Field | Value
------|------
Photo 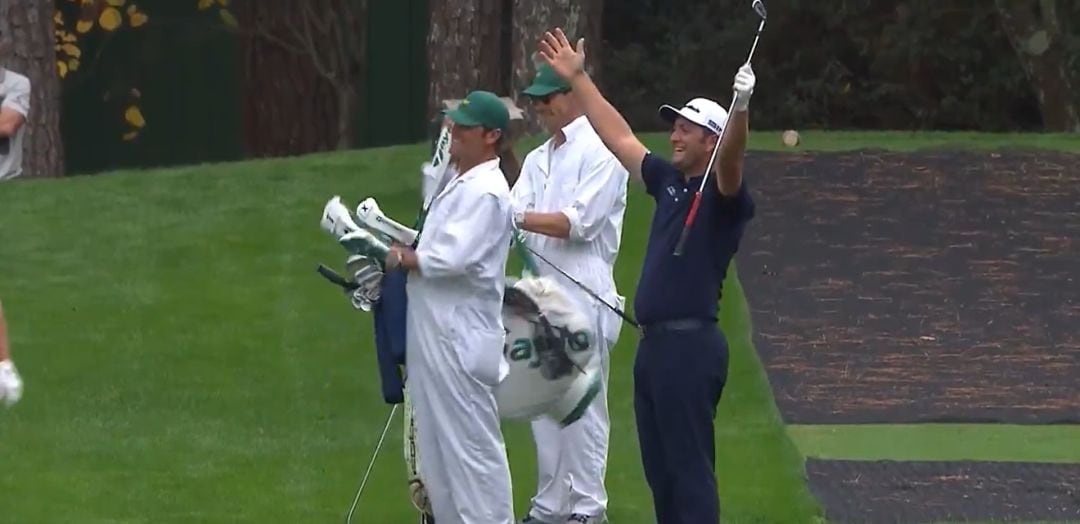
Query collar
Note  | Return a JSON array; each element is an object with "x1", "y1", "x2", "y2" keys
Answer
[
  {"x1": 560, "y1": 115, "x2": 590, "y2": 143},
  {"x1": 545, "y1": 115, "x2": 589, "y2": 152},
  {"x1": 455, "y1": 157, "x2": 500, "y2": 182}
]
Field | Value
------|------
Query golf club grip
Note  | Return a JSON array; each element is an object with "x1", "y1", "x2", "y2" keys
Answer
[
  {"x1": 673, "y1": 192, "x2": 704, "y2": 256},
  {"x1": 317, "y1": 264, "x2": 358, "y2": 290}
]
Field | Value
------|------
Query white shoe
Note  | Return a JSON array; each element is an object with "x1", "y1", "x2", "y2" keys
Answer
[{"x1": 0, "y1": 360, "x2": 23, "y2": 407}]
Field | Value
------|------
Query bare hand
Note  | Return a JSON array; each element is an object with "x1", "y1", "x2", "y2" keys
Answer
[{"x1": 538, "y1": 28, "x2": 586, "y2": 81}]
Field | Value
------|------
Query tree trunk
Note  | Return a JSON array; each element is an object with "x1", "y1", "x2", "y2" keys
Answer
[
  {"x1": 511, "y1": 0, "x2": 603, "y2": 134},
  {"x1": 336, "y1": 84, "x2": 356, "y2": 151},
  {"x1": 427, "y1": 0, "x2": 508, "y2": 119},
  {"x1": 0, "y1": 0, "x2": 65, "y2": 178},
  {"x1": 995, "y1": 0, "x2": 1080, "y2": 132},
  {"x1": 237, "y1": 1, "x2": 340, "y2": 157}
]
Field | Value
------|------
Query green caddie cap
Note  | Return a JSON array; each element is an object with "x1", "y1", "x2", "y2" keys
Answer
[
  {"x1": 446, "y1": 90, "x2": 510, "y2": 132},
  {"x1": 522, "y1": 63, "x2": 571, "y2": 98}
]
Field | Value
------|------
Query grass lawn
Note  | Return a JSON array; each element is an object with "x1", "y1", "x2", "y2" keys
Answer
[
  {"x1": 789, "y1": 424, "x2": 1080, "y2": 464},
  {"x1": 0, "y1": 139, "x2": 818, "y2": 522}
]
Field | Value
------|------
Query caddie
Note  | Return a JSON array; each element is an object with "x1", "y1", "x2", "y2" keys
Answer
[
  {"x1": 511, "y1": 62, "x2": 628, "y2": 524},
  {"x1": 385, "y1": 90, "x2": 517, "y2": 524},
  {"x1": 538, "y1": 29, "x2": 757, "y2": 523}
]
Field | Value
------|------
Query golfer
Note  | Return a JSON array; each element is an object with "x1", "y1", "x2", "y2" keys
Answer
[
  {"x1": 0, "y1": 299, "x2": 23, "y2": 407},
  {"x1": 512, "y1": 63, "x2": 628, "y2": 524},
  {"x1": 386, "y1": 90, "x2": 517, "y2": 524},
  {"x1": 538, "y1": 29, "x2": 757, "y2": 523}
]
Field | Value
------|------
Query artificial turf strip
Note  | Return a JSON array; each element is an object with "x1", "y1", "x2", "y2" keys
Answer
[
  {"x1": 737, "y1": 149, "x2": 1080, "y2": 424},
  {"x1": 789, "y1": 424, "x2": 1080, "y2": 464},
  {"x1": 805, "y1": 458, "x2": 1080, "y2": 523},
  {"x1": 0, "y1": 144, "x2": 821, "y2": 522}
]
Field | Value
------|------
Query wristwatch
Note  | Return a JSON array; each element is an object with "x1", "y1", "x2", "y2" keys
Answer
[
  {"x1": 386, "y1": 249, "x2": 403, "y2": 269},
  {"x1": 513, "y1": 210, "x2": 526, "y2": 228}
]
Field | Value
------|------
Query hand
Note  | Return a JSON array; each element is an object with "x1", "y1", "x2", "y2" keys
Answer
[
  {"x1": 385, "y1": 245, "x2": 405, "y2": 270},
  {"x1": 387, "y1": 244, "x2": 419, "y2": 272},
  {"x1": 538, "y1": 28, "x2": 586, "y2": 81},
  {"x1": 732, "y1": 63, "x2": 755, "y2": 112},
  {"x1": 0, "y1": 359, "x2": 23, "y2": 408}
]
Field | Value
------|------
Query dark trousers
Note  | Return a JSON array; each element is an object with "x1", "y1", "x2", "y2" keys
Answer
[{"x1": 633, "y1": 323, "x2": 729, "y2": 524}]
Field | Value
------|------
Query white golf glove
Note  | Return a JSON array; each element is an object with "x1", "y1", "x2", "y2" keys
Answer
[
  {"x1": 346, "y1": 254, "x2": 384, "y2": 311},
  {"x1": 0, "y1": 359, "x2": 23, "y2": 408},
  {"x1": 732, "y1": 63, "x2": 755, "y2": 112}
]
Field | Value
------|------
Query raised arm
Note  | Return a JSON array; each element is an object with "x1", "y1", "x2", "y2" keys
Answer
[
  {"x1": 714, "y1": 64, "x2": 755, "y2": 196},
  {"x1": 538, "y1": 29, "x2": 647, "y2": 184}
]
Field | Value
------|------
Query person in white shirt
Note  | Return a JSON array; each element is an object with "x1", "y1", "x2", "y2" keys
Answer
[
  {"x1": 512, "y1": 63, "x2": 629, "y2": 524},
  {"x1": 386, "y1": 90, "x2": 517, "y2": 524},
  {"x1": 0, "y1": 35, "x2": 31, "y2": 181},
  {"x1": 0, "y1": 299, "x2": 24, "y2": 407}
]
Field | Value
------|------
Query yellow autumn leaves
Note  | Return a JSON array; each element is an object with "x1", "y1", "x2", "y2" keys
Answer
[
  {"x1": 53, "y1": 0, "x2": 238, "y2": 142},
  {"x1": 55, "y1": 0, "x2": 150, "y2": 80},
  {"x1": 198, "y1": 0, "x2": 237, "y2": 28},
  {"x1": 122, "y1": 104, "x2": 145, "y2": 141},
  {"x1": 54, "y1": 1, "x2": 153, "y2": 140}
]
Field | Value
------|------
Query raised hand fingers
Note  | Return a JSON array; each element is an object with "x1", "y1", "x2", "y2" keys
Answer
[
  {"x1": 538, "y1": 39, "x2": 556, "y2": 63},
  {"x1": 542, "y1": 31, "x2": 562, "y2": 52},
  {"x1": 555, "y1": 27, "x2": 571, "y2": 49}
]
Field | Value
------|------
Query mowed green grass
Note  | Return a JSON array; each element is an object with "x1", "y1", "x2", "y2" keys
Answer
[
  {"x1": 0, "y1": 140, "x2": 819, "y2": 522},
  {"x1": 789, "y1": 425, "x2": 1080, "y2": 464}
]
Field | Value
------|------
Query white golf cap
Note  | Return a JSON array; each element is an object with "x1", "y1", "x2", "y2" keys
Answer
[{"x1": 658, "y1": 97, "x2": 728, "y2": 135}]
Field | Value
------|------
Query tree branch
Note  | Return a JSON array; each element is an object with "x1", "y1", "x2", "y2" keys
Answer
[{"x1": 299, "y1": 1, "x2": 335, "y2": 82}]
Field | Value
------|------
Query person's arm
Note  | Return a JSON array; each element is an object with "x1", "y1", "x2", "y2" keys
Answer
[
  {"x1": 0, "y1": 76, "x2": 30, "y2": 138},
  {"x1": 539, "y1": 29, "x2": 648, "y2": 185},
  {"x1": 390, "y1": 190, "x2": 507, "y2": 278},
  {"x1": 521, "y1": 153, "x2": 626, "y2": 240},
  {"x1": 715, "y1": 64, "x2": 755, "y2": 196}
]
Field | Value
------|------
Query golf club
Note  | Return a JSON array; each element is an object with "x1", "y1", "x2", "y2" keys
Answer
[
  {"x1": 673, "y1": 0, "x2": 767, "y2": 256},
  {"x1": 514, "y1": 233, "x2": 640, "y2": 330},
  {"x1": 345, "y1": 404, "x2": 399, "y2": 524},
  {"x1": 318, "y1": 264, "x2": 361, "y2": 291}
]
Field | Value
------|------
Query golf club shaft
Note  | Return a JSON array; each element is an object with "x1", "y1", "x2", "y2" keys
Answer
[
  {"x1": 346, "y1": 404, "x2": 399, "y2": 524},
  {"x1": 516, "y1": 238, "x2": 639, "y2": 329},
  {"x1": 673, "y1": 10, "x2": 766, "y2": 256}
]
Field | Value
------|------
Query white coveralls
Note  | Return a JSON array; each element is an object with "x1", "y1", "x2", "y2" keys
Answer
[
  {"x1": 406, "y1": 157, "x2": 516, "y2": 524},
  {"x1": 511, "y1": 116, "x2": 629, "y2": 521}
]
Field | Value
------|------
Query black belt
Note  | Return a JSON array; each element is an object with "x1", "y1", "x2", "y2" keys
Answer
[{"x1": 639, "y1": 318, "x2": 714, "y2": 338}]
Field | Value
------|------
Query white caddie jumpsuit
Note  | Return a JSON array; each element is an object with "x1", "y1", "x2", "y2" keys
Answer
[
  {"x1": 510, "y1": 115, "x2": 629, "y2": 521},
  {"x1": 406, "y1": 157, "x2": 516, "y2": 524}
]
